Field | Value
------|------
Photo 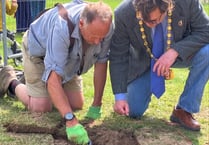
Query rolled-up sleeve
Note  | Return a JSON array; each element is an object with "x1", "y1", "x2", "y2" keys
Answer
[{"x1": 42, "y1": 16, "x2": 71, "y2": 82}]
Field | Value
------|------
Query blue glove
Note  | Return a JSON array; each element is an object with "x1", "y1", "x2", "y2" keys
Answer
[
  {"x1": 85, "y1": 106, "x2": 101, "y2": 120},
  {"x1": 66, "y1": 123, "x2": 90, "y2": 145}
]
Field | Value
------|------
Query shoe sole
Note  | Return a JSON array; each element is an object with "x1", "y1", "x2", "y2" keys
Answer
[
  {"x1": 0, "y1": 66, "x2": 17, "y2": 98},
  {"x1": 170, "y1": 115, "x2": 200, "y2": 131}
]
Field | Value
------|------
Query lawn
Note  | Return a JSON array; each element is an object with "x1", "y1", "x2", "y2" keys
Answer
[{"x1": 0, "y1": 0, "x2": 209, "y2": 145}]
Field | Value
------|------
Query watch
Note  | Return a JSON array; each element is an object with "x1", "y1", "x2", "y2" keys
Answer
[{"x1": 64, "y1": 112, "x2": 75, "y2": 121}]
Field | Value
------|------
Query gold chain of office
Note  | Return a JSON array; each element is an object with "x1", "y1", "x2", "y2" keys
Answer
[{"x1": 137, "y1": 10, "x2": 174, "y2": 79}]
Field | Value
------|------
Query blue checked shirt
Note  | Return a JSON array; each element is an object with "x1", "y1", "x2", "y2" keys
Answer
[{"x1": 27, "y1": 0, "x2": 113, "y2": 83}]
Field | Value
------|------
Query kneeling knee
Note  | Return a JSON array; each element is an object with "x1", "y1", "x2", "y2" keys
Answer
[
  {"x1": 28, "y1": 97, "x2": 52, "y2": 113},
  {"x1": 129, "y1": 111, "x2": 143, "y2": 119}
]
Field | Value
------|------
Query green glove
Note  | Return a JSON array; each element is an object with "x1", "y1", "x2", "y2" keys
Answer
[
  {"x1": 85, "y1": 106, "x2": 101, "y2": 120},
  {"x1": 66, "y1": 123, "x2": 90, "y2": 145}
]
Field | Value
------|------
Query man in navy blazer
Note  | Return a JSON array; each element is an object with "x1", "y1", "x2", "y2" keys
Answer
[{"x1": 109, "y1": 0, "x2": 209, "y2": 131}]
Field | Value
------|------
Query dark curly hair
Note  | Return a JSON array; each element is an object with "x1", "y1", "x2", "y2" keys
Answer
[{"x1": 132, "y1": 0, "x2": 174, "y2": 22}]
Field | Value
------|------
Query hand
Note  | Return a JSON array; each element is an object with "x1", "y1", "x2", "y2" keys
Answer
[
  {"x1": 153, "y1": 48, "x2": 178, "y2": 76},
  {"x1": 113, "y1": 100, "x2": 129, "y2": 116},
  {"x1": 85, "y1": 106, "x2": 101, "y2": 120},
  {"x1": 66, "y1": 123, "x2": 90, "y2": 145}
]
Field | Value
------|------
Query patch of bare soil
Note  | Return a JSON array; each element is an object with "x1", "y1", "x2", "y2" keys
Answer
[
  {"x1": 3, "y1": 119, "x2": 194, "y2": 145},
  {"x1": 3, "y1": 120, "x2": 139, "y2": 145}
]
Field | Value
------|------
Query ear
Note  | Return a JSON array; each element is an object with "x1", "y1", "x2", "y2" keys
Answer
[{"x1": 79, "y1": 18, "x2": 84, "y2": 28}]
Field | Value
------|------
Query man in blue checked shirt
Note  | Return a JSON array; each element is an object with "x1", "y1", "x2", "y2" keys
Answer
[{"x1": 0, "y1": 0, "x2": 113, "y2": 144}]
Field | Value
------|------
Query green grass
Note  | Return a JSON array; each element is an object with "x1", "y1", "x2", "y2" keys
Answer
[{"x1": 0, "y1": 0, "x2": 209, "y2": 145}]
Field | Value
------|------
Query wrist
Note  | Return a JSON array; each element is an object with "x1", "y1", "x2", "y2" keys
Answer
[
  {"x1": 64, "y1": 112, "x2": 78, "y2": 127},
  {"x1": 91, "y1": 103, "x2": 102, "y2": 107},
  {"x1": 90, "y1": 106, "x2": 101, "y2": 110},
  {"x1": 92, "y1": 96, "x2": 102, "y2": 106},
  {"x1": 66, "y1": 118, "x2": 78, "y2": 127}
]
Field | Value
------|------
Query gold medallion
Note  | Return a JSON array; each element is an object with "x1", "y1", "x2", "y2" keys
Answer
[{"x1": 165, "y1": 69, "x2": 174, "y2": 80}]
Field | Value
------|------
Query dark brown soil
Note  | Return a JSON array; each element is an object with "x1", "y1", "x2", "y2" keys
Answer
[{"x1": 3, "y1": 120, "x2": 139, "y2": 145}]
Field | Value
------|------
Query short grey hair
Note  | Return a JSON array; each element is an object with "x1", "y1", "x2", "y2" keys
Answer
[{"x1": 80, "y1": 1, "x2": 112, "y2": 24}]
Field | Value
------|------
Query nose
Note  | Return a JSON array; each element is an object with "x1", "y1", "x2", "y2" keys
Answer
[
  {"x1": 147, "y1": 23, "x2": 156, "y2": 28},
  {"x1": 93, "y1": 38, "x2": 102, "y2": 45},
  {"x1": 147, "y1": 22, "x2": 160, "y2": 28}
]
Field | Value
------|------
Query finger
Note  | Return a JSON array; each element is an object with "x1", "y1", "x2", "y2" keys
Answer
[
  {"x1": 164, "y1": 70, "x2": 169, "y2": 78},
  {"x1": 153, "y1": 60, "x2": 164, "y2": 76},
  {"x1": 153, "y1": 60, "x2": 159, "y2": 72},
  {"x1": 120, "y1": 107, "x2": 127, "y2": 115},
  {"x1": 156, "y1": 64, "x2": 163, "y2": 76},
  {"x1": 124, "y1": 105, "x2": 129, "y2": 116},
  {"x1": 117, "y1": 103, "x2": 128, "y2": 116},
  {"x1": 160, "y1": 65, "x2": 165, "y2": 76},
  {"x1": 114, "y1": 106, "x2": 125, "y2": 115}
]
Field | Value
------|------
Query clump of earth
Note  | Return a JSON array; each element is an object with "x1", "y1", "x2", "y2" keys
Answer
[{"x1": 4, "y1": 120, "x2": 139, "y2": 145}]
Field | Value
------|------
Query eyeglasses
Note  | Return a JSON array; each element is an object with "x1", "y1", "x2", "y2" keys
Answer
[{"x1": 143, "y1": 12, "x2": 165, "y2": 25}]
